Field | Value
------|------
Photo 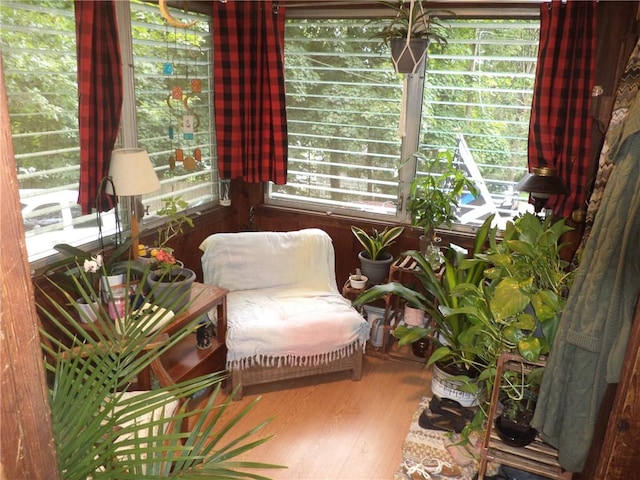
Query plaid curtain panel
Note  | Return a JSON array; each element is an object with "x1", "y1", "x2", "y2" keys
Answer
[
  {"x1": 212, "y1": 1, "x2": 288, "y2": 184},
  {"x1": 528, "y1": 0, "x2": 597, "y2": 219},
  {"x1": 75, "y1": 0, "x2": 123, "y2": 213}
]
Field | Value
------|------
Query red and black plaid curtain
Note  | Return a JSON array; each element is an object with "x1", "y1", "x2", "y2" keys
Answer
[
  {"x1": 75, "y1": 0, "x2": 123, "y2": 213},
  {"x1": 528, "y1": 0, "x2": 597, "y2": 219},
  {"x1": 212, "y1": 1, "x2": 288, "y2": 184}
]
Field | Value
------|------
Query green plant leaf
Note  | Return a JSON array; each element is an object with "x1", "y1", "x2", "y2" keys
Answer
[
  {"x1": 517, "y1": 336, "x2": 542, "y2": 362},
  {"x1": 490, "y1": 278, "x2": 530, "y2": 321},
  {"x1": 426, "y1": 346, "x2": 454, "y2": 366},
  {"x1": 512, "y1": 313, "x2": 536, "y2": 331},
  {"x1": 392, "y1": 325, "x2": 430, "y2": 346}
]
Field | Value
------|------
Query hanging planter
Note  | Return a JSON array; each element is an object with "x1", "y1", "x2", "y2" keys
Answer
[
  {"x1": 390, "y1": 38, "x2": 430, "y2": 74},
  {"x1": 369, "y1": 0, "x2": 449, "y2": 74}
]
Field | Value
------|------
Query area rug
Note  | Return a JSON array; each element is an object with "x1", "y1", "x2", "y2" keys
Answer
[{"x1": 394, "y1": 397, "x2": 498, "y2": 479}]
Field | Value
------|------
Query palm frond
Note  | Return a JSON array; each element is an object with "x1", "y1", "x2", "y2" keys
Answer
[{"x1": 39, "y1": 264, "x2": 283, "y2": 479}]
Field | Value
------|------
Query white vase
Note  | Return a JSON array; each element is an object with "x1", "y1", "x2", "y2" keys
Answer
[
  {"x1": 349, "y1": 274, "x2": 368, "y2": 289},
  {"x1": 431, "y1": 362, "x2": 479, "y2": 408},
  {"x1": 76, "y1": 299, "x2": 100, "y2": 323}
]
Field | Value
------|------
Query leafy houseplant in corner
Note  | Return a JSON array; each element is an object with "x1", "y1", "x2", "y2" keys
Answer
[
  {"x1": 353, "y1": 216, "x2": 496, "y2": 411},
  {"x1": 351, "y1": 224, "x2": 405, "y2": 284},
  {"x1": 39, "y1": 265, "x2": 283, "y2": 479},
  {"x1": 142, "y1": 196, "x2": 196, "y2": 312},
  {"x1": 370, "y1": 0, "x2": 450, "y2": 74}
]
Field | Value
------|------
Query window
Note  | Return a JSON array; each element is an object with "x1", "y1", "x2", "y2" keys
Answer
[
  {"x1": 128, "y1": 0, "x2": 217, "y2": 216},
  {"x1": 270, "y1": 14, "x2": 539, "y2": 230},
  {"x1": 0, "y1": 0, "x2": 218, "y2": 263}
]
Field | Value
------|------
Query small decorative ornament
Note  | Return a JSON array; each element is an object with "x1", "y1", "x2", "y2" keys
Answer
[
  {"x1": 191, "y1": 79, "x2": 202, "y2": 93},
  {"x1": 168, "y1": 125, "x2": 174, "y2": 139},
  {"x1": 163, "y1": 62, "x2": 174, "y2": 75},
  {"x1": 194, "y1": 148, "x2": 201, "y2": 161},
  {"x1": 172, "y1": 85, "x2": 183, "y2": 100},
  {"x1": 196, "y1": 322, "x2": 212, "y2": 349},
  {"x1": 183, "y1": 115, "x2": 194, "y2": 140},
  {"x1": 169, "y1": 154, "x2": 176, "y2": 170},
  {"x1": 184, "y1": 156, "x2": 196, "y2": 171},
  {"x1": 175, "y1": 148, "x2": 184, "y2": 162}
]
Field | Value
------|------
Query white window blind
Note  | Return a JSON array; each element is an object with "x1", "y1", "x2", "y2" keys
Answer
[{"x1": 270, "y1": 16, "x2": 539, "y2": 229}]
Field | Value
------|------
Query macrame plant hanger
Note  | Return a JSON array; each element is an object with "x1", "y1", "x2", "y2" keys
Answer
[{"x1": 397, "y1": 0, "x2": 429, "y2": 137}]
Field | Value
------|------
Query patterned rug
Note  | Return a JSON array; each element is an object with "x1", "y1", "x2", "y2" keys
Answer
[{"x1": 394, "y1": 397, "x2": 499, "y2": 480}]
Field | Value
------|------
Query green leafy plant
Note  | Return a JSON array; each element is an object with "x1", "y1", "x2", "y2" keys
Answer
[
  {"x1": 351, "y1": 225, "x2": 405, "y2": 261},
  {"x1": 500, "y1": 366, "x2": 543, "y2": 424},
  {"x1": 353, "y1": 215, "x2": 496, "y2": 372},
  {"x1": 139, "y1": 196, "x2": 195, "y2": 275},
  {"x1": 353, "y1": 213, "x2": 574, "y2": 441},
  {"x1": 407, "y1": 148, "x2": 479, "y2": 240},
  {"x1": 155, "y1": 196, "x2": 194, "y2": 249},
  {"x1": 38, "y1": 264, "x2": 283, "y2": 479},
  {"x1": 475, "y1": 212, "x2": 575, "y2": 353},
  {"x1": 369, "y1": 0, "x2": 450, "y2": 47},
  {"x1": 53, "y1": 237, "x2": 135, "y2": 277}
]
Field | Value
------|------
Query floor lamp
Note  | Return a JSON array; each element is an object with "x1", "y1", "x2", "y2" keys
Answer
[{"x1": 107, "y1": 148, "x2": 160, "y2": 260}]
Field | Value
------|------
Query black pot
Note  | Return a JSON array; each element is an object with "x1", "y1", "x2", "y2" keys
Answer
[
  {"x1": 411, "y1": 337, "x2": 430, "y2": 358},
  {"x1": 390, "y1": 38, "x2": 430, "y2": 74},
  {"x1": 495, "y1": 414, "x2": 537, "y2": 447}
]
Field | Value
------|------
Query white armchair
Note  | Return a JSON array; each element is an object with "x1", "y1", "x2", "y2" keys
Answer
[{"x1": 200, "y1": 228, "x2": 370, "y2": 398}]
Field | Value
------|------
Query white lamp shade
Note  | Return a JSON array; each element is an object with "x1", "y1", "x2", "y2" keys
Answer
[{"x1": 107, "y1": 148, "x2": 160, "y2": 196}]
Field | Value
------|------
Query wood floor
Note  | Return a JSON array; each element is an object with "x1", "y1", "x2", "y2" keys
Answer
[{"x1": 200, "y1": 354, "x2": 432, "y2": 480}]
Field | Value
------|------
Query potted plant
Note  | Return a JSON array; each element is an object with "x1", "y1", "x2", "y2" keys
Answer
[
  {"x1": 406, "y1": 148, "x2": 478, "y2": 266},
  {"x1": 38, "y1": 265, "x2": 282, "y2": 479},
  {"x1": 354, "y1": 216, "x2": 495, "y2": 408},
  {"x1": 353, "y1": 213, "x2": 574, "y2": 441},
  {"x1": 351, "y1": 224, "x2": 405, "y2": 284},
  {"x1": 370, "y1": 0, "x2": 450, "y2": 74},
  {"x1": 142, "y1": 196, "x2": 196, "y2": 312},
  {"x1": 493, "y1": 363, "x2": 543, "y2": 448},
  {"x1": 348, "y1": 268, "x2": 368, "y2": 289}
]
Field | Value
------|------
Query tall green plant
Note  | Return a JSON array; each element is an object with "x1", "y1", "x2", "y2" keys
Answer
[
  {"x1": 476, "y1": 212, "x2": 574, "y2": 352},
  {"x1": 407, "y1": 148, "x2": 479, "y2": 239},
  {"x1": 39, "y1": 264, "x2": 283, "y2": 479}
]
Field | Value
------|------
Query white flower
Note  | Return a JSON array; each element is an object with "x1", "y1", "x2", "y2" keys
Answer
[{"x1": 84, "y1": 255, "x2": 103, "y2": 274}]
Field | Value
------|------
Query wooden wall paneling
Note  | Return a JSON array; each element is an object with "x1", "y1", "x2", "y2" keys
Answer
[
  {"x1": 0, "y1": 54, "x2": 60, "y2": 479},
  {"x1": 591, "y1": 296, "x2": 640, "y2": 480}
]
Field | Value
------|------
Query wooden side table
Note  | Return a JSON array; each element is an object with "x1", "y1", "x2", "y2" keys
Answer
[{"x1": 145, "y1": 282, "x2": 228, "y2": 389}]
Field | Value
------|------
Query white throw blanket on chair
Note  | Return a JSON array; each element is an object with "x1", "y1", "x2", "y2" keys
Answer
[{"x1": 200, "y1": 229, "x2": 370, "y2": 370}]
